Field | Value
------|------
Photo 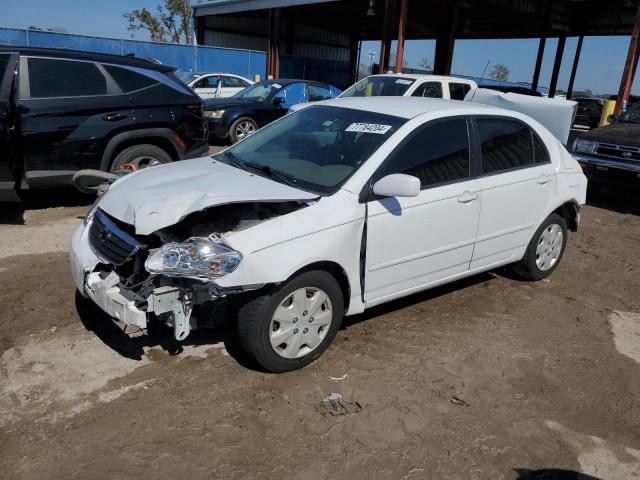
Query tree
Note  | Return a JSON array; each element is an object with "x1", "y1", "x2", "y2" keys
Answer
[
  {"x1": 489, "y1": 63, "x2": 510, "y2": 82},
  {"x1": 418, "y1": 57, "x2": 432, "y2": 71},
  {"x1": 388, "y1": 54, "x2": 408, "y2": 72},
  {"x1": 125, "y1": 0, "x2": 193, "y2": 44}
]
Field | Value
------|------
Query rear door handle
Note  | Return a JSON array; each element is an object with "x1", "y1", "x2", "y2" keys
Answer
[
  {"x1": 103, "y1": 113, "x2": 127, "y2": 121},
  {"x1": 457, "y1": 191, "x2": 478, "y2": 203},
  {"x1": 537, "y1": 173, "x2": 552, "y2": 185}
]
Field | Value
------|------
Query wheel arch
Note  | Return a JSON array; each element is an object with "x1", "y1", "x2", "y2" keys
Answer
[
  {"x1": 551, "y1": 199, "x2": 581, "y2": 232},
  {"x1": 286, "y1": 261, "x2": 352, "y2": 312},
  {"x1": 99, "y1": 128, "x2": 182, "y2": 171}
]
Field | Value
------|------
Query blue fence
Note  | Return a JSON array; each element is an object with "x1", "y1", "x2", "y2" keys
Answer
[{"x1": 0, "y1": 28, "x2": 266, "y2": 79}]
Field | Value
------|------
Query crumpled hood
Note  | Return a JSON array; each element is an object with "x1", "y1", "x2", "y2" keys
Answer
[{"x1": 97, "y1": 156, "x2": 317, "y2": 235}]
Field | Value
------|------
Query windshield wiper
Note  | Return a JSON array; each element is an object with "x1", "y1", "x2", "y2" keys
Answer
[
  {"x1": 218, "y1": 150, "x2": 247, "y2": 170},
  {"x1": 242, "y1": 160, "x2": 300, "y2": 188}
]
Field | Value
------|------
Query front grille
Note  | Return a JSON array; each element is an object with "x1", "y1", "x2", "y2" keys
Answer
[
  {"x1": 595, "y1": 143, "x2": 640, "y2": 163},
  {"x1": 89, "y1": 210, "x2": 143, "y2": 266}
]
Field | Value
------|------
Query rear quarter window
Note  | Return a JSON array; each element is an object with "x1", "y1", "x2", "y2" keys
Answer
[
  {"x1": 27, "y1": 57, "x2": 107, "y2": 98},
  {"x1": 477, "y1": 118, "x2": 535, "y2": 174},
  {"x1": 103, "y1": 64, "x2": 158, "y2": 93}
]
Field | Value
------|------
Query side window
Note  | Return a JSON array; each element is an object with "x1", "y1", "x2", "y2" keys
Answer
[
  {"x1": 449, "y1": 82, "x2": 471, "y2": 100},
  {"x1": 477, "y1": 118, "x2": 534, "y2": 174},
  {"x1": 533, "y1": 131, "x2": 550, "y2": 164},
  {"x1": 239, "y1": 78, "x2": 251, "y2": 87},
  {"x1": 195, "y1": 76, "x2": 219, "y2": 88},
  {"x1": 27, "y1": 57, "x2": 107, "y2": 98},
  {"x1": 308, "y1": 84, "x2": 331, "y2": 102},
  {"x1": 274, "y1": 83, "x2": 306, "y2": 108},
  {"x1": 374, "y1": 119, "x2": 470, "y2": 189},
  {"x1": 412, "y1": 82, "x2": 443, "y2": 98},
  {"x1": 103, "y1": 64, "x2": 157, "y2": 93},
  {"x1": 222, "y1": 76, "x2": 243, "y2": 88},
  {"x1": 329, "y1": 86, "x2": 342, "y2": 98}
]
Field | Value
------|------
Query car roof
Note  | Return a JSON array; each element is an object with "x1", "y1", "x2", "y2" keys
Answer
[
  {"x1": 366, "y1": 73, "x2": 476, "y2": 82},
  {"x1": 314, "y1": 96, "x2": 505, "y2": 119},
  {"x1": 0, "y1": 46, "x2": 175, "y2": 73}
]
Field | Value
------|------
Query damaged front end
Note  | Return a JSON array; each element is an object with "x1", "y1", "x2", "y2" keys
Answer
[{"x1": 75, "y1": 201, "x2": 307, "y2": 340}]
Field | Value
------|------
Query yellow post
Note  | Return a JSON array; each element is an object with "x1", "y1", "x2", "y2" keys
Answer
[
  {"x1": 267, "y1": 75, "x2": 273, "y2": 80},
  {"x1": 599, "y1": 99, "x2": 616, "y2": 127},
  {"x1": 254, "y1": 74, "x2": 261, "y2": 82}
]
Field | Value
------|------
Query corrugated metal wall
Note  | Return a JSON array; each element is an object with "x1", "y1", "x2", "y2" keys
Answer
[{"x1": 0, "y1": 28, "x2": 266, "y2": 79}]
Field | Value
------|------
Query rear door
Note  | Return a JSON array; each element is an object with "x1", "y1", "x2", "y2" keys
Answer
[
  {"x1": 470, "y1": 116, "x2": 556, "y2": 269},
  {"x1": 219, "y1": 75, "x2": 248, "y2": 97},
  {"x1": 0, "y1": 52, "x2": 20, "y2": 200},
  {"x1": 411, "y1": 81, "x2": 444, "y2": 98},
  {"x1": 193, "y1": 75, "x2": 220, "y2": 99}
]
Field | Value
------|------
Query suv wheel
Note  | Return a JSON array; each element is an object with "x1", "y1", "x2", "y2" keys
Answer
[
  {"x1": 512, "y1": 213, "x2": 568, "y2": 281},
  {"x1": 229, "y1": 117, "x2": 258, "y2": 144},
  {"x1": 237, "y1": 271, "x2": 344, "y2": 372},
  {"x1": 110, "y1": 144, "x2": 173, "y2": 172}
]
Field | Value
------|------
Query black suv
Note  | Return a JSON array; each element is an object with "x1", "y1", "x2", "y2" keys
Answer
[{"x1": 0, "y1": 47, "x2": 208, "y2": 201}]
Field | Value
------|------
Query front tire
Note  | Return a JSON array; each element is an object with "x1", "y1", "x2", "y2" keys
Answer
[
  {"x1": 237, "y1": 271, "x2": 344, "y2": 372},
  {"x1": 513, "y1": 213, "x2": 568, "y2": 281},
  {"x1": 229, "y1": 117, "x2": 258, "y2": 144}
]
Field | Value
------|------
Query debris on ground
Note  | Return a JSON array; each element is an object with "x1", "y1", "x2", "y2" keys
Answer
[
  {"x1": 450, "y1": 395, "x2": 470, "y2": 407},
  {"x1": 317, "y1": 393, "x2": 363, "y2": 416}
]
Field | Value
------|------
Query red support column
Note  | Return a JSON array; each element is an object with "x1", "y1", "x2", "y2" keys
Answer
[
  {"x1": 272, "y1": 8, "x2": 280, "y2": 79},
  {"x1": 378, "y1": 0, "x2": 396, "y2": 74},
  {"x1": 395, "y1": 0, "x2": 408, "y2": 73},
  {"x1": 433, "y1": 1, "x2": 458, "y2": 75},
  {"x1": 615, "y1": 4, "x2": 640, "y2": 115}
]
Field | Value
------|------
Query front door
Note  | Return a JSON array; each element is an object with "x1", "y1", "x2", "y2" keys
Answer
[
  {"x1": 364, "y1": 117, "x2": 481, "y2": 305},
  {"x1": 0, "y1": 52, "x2": 20, "y2": 200},
  {"x1": 470, "y1": 116, "x2": 556, "y2": 269},
  {"x1": 193, "y1": 75, "x2": 220, "y2": 99}
]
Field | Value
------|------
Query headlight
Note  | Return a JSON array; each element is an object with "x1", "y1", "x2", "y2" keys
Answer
[
  {"x1": 573, "y1": 138, "x2": 597, "y2": 153},
  {"x1": 84, "y1": 198, "x2": 101, "y2": 225},
  {"x1": 204, "y1": 110, "x2": 225, "y2": 119},
  {"x1": 145, "y1": 236, "x2": 241, "y2": 280}
]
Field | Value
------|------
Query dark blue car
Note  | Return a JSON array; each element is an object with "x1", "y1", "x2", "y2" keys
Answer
[{"x1": 204, "y1": 79, "x2": 341, "y2": 143}]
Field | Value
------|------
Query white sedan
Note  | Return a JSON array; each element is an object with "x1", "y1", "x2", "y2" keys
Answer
[
  {"x1": 178, "y1": 72, "x2": 254, "y2": 99},
  {"x1": 70, "y1": 97, "x2": 587, "y2": 372}
]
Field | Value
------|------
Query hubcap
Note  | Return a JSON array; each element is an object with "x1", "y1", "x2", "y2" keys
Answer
[
  {"x1": 235, "y1": 121, "x2": 256, "y2": 140},
  {"x1": 269, "y1": 287, "x2": 333, "y2": 359},
  {"x1": 535, "y1": 223, "x2": 563, "y2": 271},
  {"x1": 111, "y1": 156, "x2": 162, "y2": 173}
]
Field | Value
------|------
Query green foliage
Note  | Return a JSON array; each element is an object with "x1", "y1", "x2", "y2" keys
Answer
[
  {"x1": 489, "y1": 63, "x2": 510, "y2": 82},
  {"x1": 125, "y1": 0, "x2": 193, "y2": 44}
]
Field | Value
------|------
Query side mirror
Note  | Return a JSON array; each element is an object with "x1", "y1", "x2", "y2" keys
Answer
[
  {"x1": 372, "y1": 174, "x2": 420, "y2": 198},
  {"x1": 272, "y1": 96, "x2": 285, "y2": 106},
  {"x1": 607, "y1": 114, "x2": 618, "y2": 124}
]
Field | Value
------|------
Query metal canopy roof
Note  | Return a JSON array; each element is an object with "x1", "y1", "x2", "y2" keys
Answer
[{"x1": 194, "y1": 0, "x2": 640, "y2": 39}]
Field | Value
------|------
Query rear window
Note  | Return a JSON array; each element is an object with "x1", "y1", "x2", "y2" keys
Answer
[
  {"x1": 103, "y1": 64, "x2": 157, "y2": 93},
  {"x1": 340, "y1": 76, "x2": 415, "y2": 97},
  {"x1": 477, "y1": 118, "x2": 534, "y2": 174},
  {"x1": 449, "y1": 82, "x2": 471, "y2": 100},
  {"x1": 27, "y1": 57, "x2": 107, "y2": 98}
]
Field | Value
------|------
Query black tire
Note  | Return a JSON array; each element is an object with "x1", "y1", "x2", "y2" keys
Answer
[
  {"x1": 513, "y1": 213, "x2": 568, "y2": 281},
  {"x1": 237, "y1": 271, "x2": 344, "y2": 372},
  {"x1": 110, "y1": 144, "x2": 173, "y2": 172},
  {"x1": 228, "y1": 117, "x2": 258, "y2": 144}
]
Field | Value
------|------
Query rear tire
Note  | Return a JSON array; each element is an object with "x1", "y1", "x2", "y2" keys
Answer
[
  {"x1": 237, "y1": 271, "x2": 344, "y2": 372},
  {"x1": 229, "y1": 117, "x2": 258, "y2": 144},
  {"x1": 512, "y1": 213, "x2": 568, "y2": 281},
  {"x1": 110, "y1": 144, "x2": 172, "y2": 172}
]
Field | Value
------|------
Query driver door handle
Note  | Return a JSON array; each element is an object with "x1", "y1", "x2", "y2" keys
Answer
[
  {"x1": 537, "y1": 173, "x2": 552, "y2": 185},
  {"x1": 457, "y1": 191, "x2": 478, "y2": 203}
]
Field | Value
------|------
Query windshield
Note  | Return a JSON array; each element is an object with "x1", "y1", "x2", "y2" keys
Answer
[
  {"x1": 619, "y1": 103, "x2": 640, "y2": 124},
  {"x1": 340, "y1": 76, "x2": 415, "y2": 98},
  {"x1": 233, "y1": 81, "x2": 281, "y2": 102},
  {"x1": 222, "y1": 105, "x2": 406, "y2": 194},
  {"x1": 176, "y1": 71, "x2": 200, "y2": 84}
]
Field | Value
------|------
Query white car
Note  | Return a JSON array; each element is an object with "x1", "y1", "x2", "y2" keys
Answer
[
  {"x1": 70, "y1": 97, "x2": 586, "y2": 372},
  {"x1": 340, "y1": 74, "x2": 477, "y2": 100},
  {"x1": 178, "y1": 72, "x2": 254, "y2": 99}
]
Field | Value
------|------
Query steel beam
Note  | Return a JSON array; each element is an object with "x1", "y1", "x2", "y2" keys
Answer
[
  {"x1": 548, "y1": 36, "x2": 566, "y2": 98},
  {"x1": 433, "y1": 1, "x2": 458, "y2": 75},
  {"x1": 531, "y1": 37, "x2": 546, "y2": 92},
  {"x1": 566, "y1": 35, "x2": 584, "y2": 99},
  {"x1": 379, "y1": 0, "x2": 396, "y2": 73}
]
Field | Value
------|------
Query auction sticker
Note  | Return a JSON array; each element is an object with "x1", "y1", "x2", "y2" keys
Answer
[
  {"x1": 395, "y1": 79, "x2": 413, "y2": 84},
  {"x1": 346, "y1": 123, "x2": 392, "y2": 134}
]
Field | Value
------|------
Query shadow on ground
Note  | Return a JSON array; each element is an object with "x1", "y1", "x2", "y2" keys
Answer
[
  {"x1": 0, "y1": 188, "x2": 92, "y2": 225},
  {"x1": 514, "y1": 468, "x2": 600, "y2": 480}
]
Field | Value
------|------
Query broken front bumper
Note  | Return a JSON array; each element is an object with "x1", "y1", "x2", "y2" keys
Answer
[{"x1": 70, "y1": 223, "x2": 195, "y2": 340}]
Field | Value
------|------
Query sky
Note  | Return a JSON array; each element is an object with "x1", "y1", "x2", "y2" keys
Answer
[{"x1": 1, "y1": 0, "x2": 637, "y2": 96}]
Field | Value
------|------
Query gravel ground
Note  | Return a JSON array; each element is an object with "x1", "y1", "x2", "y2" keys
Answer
[{"x1": 0, "y1": 186, "x2": 639, "y2": 480}]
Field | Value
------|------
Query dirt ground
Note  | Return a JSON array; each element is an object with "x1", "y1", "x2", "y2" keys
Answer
[{"x1": 1, "y1": 187, "x2": 639, "y2": 480}]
